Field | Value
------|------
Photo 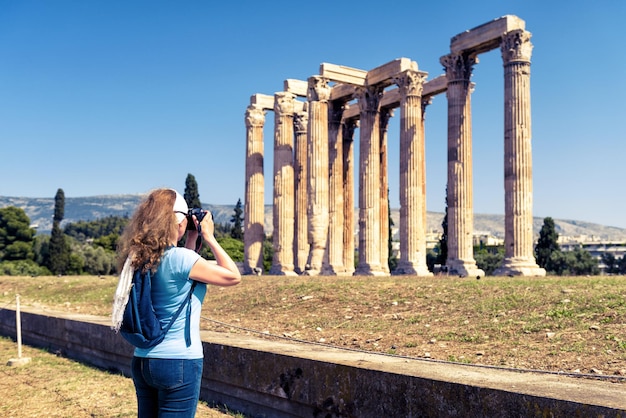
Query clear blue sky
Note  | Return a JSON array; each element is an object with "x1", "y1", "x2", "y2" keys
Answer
[{"x1": 1, "y1": 1, "x2": 624, "y2": 228}]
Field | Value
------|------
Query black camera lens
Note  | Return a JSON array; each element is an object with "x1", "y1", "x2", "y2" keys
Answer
[{"x1": 186, "y1": 208, "x2": 207, "y2": 231}]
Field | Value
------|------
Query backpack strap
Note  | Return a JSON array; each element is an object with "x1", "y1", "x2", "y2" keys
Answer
[
  {"x1": 184, "y1": 281, "x2": 198, "y2": 346},
  {"x1": 160, "y1": 280, "x2": 198, "y2": 347}
]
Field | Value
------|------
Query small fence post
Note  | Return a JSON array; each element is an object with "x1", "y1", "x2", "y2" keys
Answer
[{"x1": 7, "y1": 294, "x2": 31, "y2": 367}]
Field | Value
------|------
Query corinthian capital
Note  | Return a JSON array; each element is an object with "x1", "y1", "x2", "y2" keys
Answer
[
  {"x1": 245, "y1": 105, "x2": 265, "y2": 128},
  {"x1": 307, "y1": 76, "x2": 331, "y2": 102},
  {"x1": 394, "y1": 69, "x2": 427, "y2": 98},
  {"x1": 440, "y1": 53, "x2": 477, "y2": 82},
  {"x1": 355, "y1": 85, "x2": 384, "y2": 114},
  {"x1": 274, "y1": 92, "x2": 296, "y2": 116},
  {"x1": 501, "y1": 30, "x2": 533, "y2": 64},
  {"x1": 294, "y1": 110, "x2": 308, "y2": 134}
]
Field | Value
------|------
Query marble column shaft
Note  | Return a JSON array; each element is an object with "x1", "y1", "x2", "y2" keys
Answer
[
  {"x1": 293, "y1": 108, "x2": 309, "y2": 274},
  {"x1": 342, "y1": 120, "x2": 357, "y2": 275},
  {"x1": 441, "y1": 53, "x2": 484, "y2": 277},
  {"x1": 495, "y1": 30, "x2": 545, "y2": 276},
  {"x1": 270, "y1": 92, "x2": 296, "y2": 275},
  {"x1": 325, "y1": 101, "x2": 346, "y2": 274},
  {"x1": 395, "y1": 69, "x2": 432, "y2": 276},
  {"x1": 305, "y1": 77, "x2": 331, "y2": 275},
  {"x1": 244, "y1": 104, "x2": 266, "y2": 274},
  {"x1": 379, "y1": 109, "x2": 391, "y2": 274},
  {"x1": 355, "y1": 85, "x2": 385, "y2": 276}
]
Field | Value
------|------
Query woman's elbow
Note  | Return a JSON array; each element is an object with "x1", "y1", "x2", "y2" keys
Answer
[{"x1": 226, "y1": 275, "x2": 241, "y2": 286}]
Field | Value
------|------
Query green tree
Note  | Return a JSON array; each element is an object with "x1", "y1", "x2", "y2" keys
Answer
[
  {"x1": 230, "y1": 198, "x2": 244, "y2": 240},
  {"x1": 53, "y1": 188, "x2": 65, "y2": 222},
  {"x1": 0, "y1": 259, "x2": 49, "y2": 276},
  {"x1": 474, "y1": 245, "x2": 504, "y2": 276},
  {"x1": 32, "y1": 234, "x2": 50, "y2": 266},
  {"x1": 0, "y1": 206, "x2": 36, "y2": 261},
  {"x1": 49, "y1": 221, "x2": 70, "y2": 274},
  {"x1": 48, "y1": 188, "x2": 70, "y2": 274},
  {"x1": 216, "y1": 236, "x2": 244, "y2": 262},
  {"x1": 535, "y1": 217, "x2": 560, "y2": 271},
  {"x1": 262, "y1": 235, "x2": 273, "y2": 274},
  {"x1": 64, "y1": 215, "x2": 128, "y2": 242},
  {"x1": 618, "y1": 255, "x2": 626, "y2": 274},
  {"x1": 76, "y1": 244, "x2": 116, "y2": 275},
  {"x1": 184, "y1": 173, "x2": 202, "y2": 209},
  {"x1": 550, "y1": 247, "x2": 598, "y2": 276},
  {"x1": 437, "y1": 187, "x2": 449, "y2": 267},
  {"x1": 214, "y1": 221, "x2": 232, "y2": 238},
  {"x1": 601, "y1": 253, "x2": 618, "y2": 274}
]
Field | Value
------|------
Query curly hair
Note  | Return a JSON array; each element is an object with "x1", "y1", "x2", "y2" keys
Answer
[{"x1": 116, "y1": 189, "x2": 179, "y2": 273}]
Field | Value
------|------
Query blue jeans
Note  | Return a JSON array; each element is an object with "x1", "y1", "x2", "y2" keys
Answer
[{"x1": 131, "y1": 357, "x2": 203, "y2": 418}]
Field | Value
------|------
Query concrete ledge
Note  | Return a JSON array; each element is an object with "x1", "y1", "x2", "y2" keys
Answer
[{"x1": 1, "y1": 307, "x2": 624, "y2": 417}]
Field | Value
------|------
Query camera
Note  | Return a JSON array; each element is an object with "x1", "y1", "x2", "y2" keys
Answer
[{"x1": 186, "y1": 208, "x2": 209, "y2": 231}]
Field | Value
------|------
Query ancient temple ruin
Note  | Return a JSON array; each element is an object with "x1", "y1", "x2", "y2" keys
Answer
[{"x1": 243, "y1": 15, "x2": 546, "y2": 277}]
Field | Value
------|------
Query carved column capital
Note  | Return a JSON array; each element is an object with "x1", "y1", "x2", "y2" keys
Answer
[
  {"x1": 245, "y1": 105, "x2": 265, "y2": 128},
  {"x1": 274, "y1": 92, "x2": 296, "y2": 116},
  {"x1": 329, "y1": 101, "x2": 348, "y2": 124},
  {"x1": 501, "y1": 30, "x2": 533, "y2": 64},
  {"x1": 394, "y1": 69, "x2": 427, "y2": 98},
  {"x1": 294, "y1": 110, "x2": 308, "y2": 135},
  {"x1": 355, "y1": 85, "x2": 384, "y2": 114},
  {"x1": 307, "y1": 76, "x2": 331, "y2": 102},
  {"x1": 343, "y1": 119, "x2": 358, "y2": 141},
  {"x1": 380, "y1": 108, "x2": 394, "y2": 132},
  {"x1": 440, "y1": 53, "x2": 477, "y2": 82}
]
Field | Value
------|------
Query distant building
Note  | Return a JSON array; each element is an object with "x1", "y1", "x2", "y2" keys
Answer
[
  {"x1": 559, "y1": 235, "x2": 626, "y2": 272},
  {"x1": 473, "y1": 232, "x2": 504, "y2": 247}
]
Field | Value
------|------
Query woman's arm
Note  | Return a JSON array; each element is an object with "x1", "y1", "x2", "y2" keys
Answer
[{"x1": 188, "y1": 211, "x2": 242, "y2": 287}]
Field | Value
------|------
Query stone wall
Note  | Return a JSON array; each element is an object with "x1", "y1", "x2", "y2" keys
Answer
[{"x1": 1, "y1": 307, "x2": 624, "y2": 417}]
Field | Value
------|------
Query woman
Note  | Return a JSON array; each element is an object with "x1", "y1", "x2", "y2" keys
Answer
[{"x1": 114, "y1": 188, "x2": 241, "y2": 417}]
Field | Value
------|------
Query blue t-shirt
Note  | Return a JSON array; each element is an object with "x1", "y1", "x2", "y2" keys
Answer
[{"x1": 134, "y1": 247, "x2": 206, "y2": 359}]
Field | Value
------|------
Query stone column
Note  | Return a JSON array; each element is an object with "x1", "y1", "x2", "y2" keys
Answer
[
  {"x1": 355, "y1": 85, "x2": 386, "y2": 276},
  {"x1": 421, "y1": 97, "x2": 431, "y2": 253},
  {"x1": 325, "y1": 100, "x2": 346, "y2": 274},
  {"x1": 494, "y1": 30, "x2": 546, "y2": 277},
  {"x1": 342, "y1": 119, "x2": 357, "y2": 275},
  {"x1": 269, "y1": 92, "x2": 297, "y2": 275},
  {"x1": 379, "y1": 109, "x2": 392, "y2": 274},
  {"x1": 305, "y1": 76, "x2": 331, "y2": 275},
  {"x1": 440, "y1": 53, "x2": 484, "y2": 278},
  {"x1": 244, "y1": 104, "x2": 266, "y2": 274},
  {"x1": 293, "y1": 106, "x2": 309, "y2": 274},
  {"x1": 394, "y1": 69, "x2": 432, "y2": 276}
]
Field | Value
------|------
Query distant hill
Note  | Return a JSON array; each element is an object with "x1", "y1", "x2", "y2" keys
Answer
[
  {"x1": 0, "y1": 195, "x2": 237, "y2": 235},
  {"x1": 2, "y1": 195, "x2": 626, "y2": 241}
]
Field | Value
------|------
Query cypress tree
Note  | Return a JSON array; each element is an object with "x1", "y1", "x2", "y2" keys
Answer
[
  {"x1": 53, "y1": 188, "x2": 65, "y2": 222},
  {"x1": 184, "y1": 174, "x2": 202, "y2": 208},
  {"x1": 535, "y1": 217, "x2": 560, "y2": 270},
  {"x1": 230, "y1": 198, "x2": 244, "y2": 240},
  {"x1": 48, "y1": 188, "x2": 70, "y2": 274},
  {"x1": 49, "y1": 221, "x2": 69, "y2": 274},
  {"x1": 437, "y1": 186, "x2": 449, "y2": 267}
]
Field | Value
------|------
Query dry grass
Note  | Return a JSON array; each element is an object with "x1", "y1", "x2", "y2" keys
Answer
[
  {"x1": 1, "y1": 274, "x2": 625, "y2": 379},
  {"x1": 201, "y1": 274, "x2": 626, "y2": 378},
  {"x1": 0, "y1": 337, "x2": 238, "y2": 417}
]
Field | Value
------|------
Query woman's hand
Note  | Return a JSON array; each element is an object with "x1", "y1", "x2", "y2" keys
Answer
[
  {"x1": 190, "y1": 210, "x2": 242, "y2": 286},
  {"x1": 199, "y1": 211, "x2": 215, "y2": 241}
]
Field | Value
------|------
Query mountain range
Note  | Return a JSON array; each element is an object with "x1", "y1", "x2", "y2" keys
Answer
[{"x1": 2, "y1": 195, "x2": 625, "y2": 242}]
